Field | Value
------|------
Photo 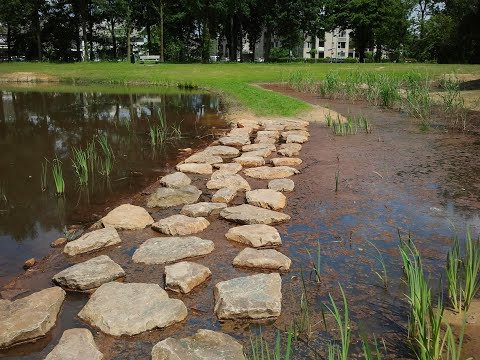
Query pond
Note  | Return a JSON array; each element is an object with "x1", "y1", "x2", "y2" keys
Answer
[{"x1": 0, "y1": 86, "x2": 226, "y2": 285}]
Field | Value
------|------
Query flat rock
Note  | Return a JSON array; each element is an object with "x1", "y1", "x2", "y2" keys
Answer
[
  {"x1": 181, "y1": 202, "x2": 227, "y2": 217},
  {"x1": 184, "y1": 152, "x2": 223, "y2": 164},
  {"x1": 165, "y1": 261, "x2": 211, "y2": 293},
  {"x1": 52, "y1": 255, "x2": 125, "y2": 291},
  {"x1": 212, "y1": 163, "x2": 243, "y2": 174},
  {"x1": 271, "y1": 157, "x2": 303, "y2": 167},
  {"x1": 206, "y1": 174, "x2": 251, "y2": 191},
  {"x1": 44, "y1": 328, "x2": 103, "y2": 360},
  {"x1": 152, "y1": 329, "x2": 244, "y2": 360},
  {"x1": 152, "y1": 215, "x2": 210, "y2": 236},
  {"x1": 64, "y1": 227, "x2": 121, "y2": 256},
  {"x1": 246, "y1": 189, "x2": 286, "y2": 210},
  {"x1": 225, "y1": 224, "x2": 282, "y2": 247},
  {"x1": 160, "y1": 172, "x2": 192, "y2": 188},
  {"x1": 256, "y1": 130, "x2": 279, "y2": 140},
  {"x1": 0, "y1": 287, "x2": 65, "y2": 349},
  {"x1": 278, "y1": 143, "x2": 302, "y2": 157},
  {"x1": 281, "y1": 130, "x2": 310, "y2": 140},
  {"x1": 132, "y1": 236, "x2": 215, "y2": 264},
  {"x1": 220, "y1": 204, "x2": 290, "y2": 225},
  {"x1": 233, "y1": 248, "x2": 291, "y2": 271},
  {"x1": 176, "y1": 163, "x2": 213, "y2": 174},
  {"x1": 204, "y1": 146, "x2": 240, "y2": 158},
  {"x1": 51, "y1": 237, "x2": 67, "y2": 248},
  {"x1": 214, "y1": 273, "x2": 282, "y2": 320},
  {"x1": 233, "y1": 155, "x2": 265, "y2": 167},
  {"x1": 244, "y1": 166, "x2": 299, "y2": 180},
  {"x1": 242, "y1": 143, "x2": 276, "y2": 152},
  {"x1": 286, "y1": 134, "x2": 309, "y2": 143},
  {"x1": 243, "y1": 148, "x2": 273, "y2": 158},
  {"x1": 101, "y1": 204, "x2": 154, "y2": 230},
  {"x1": 212, "y1": 187, "x2": 237, "y2": 203},
  {"x1": 218, "y1": 136, "x2": 250, "y2": 147},
  {"x1": 268, "y1": 179, "x2": 295, "y2": 192},
  {"x1": 78, "y1": 282, "x2": 187, "y2": 336},
  {"x1": 147, "y1": 185, "x2": 202, "y2": 208},
  {"x1": 284, "y1": 120, "x2": 309, "y2": 130},
  {"x1": 254, "y1": 137, "x2": 276, "y2": 144},
  {"x1": 229, "y1": 127, "x2": 253, "y2": 136},
  {"x1": 263, "y1": 123, "x2": 286, "y2": 131}
]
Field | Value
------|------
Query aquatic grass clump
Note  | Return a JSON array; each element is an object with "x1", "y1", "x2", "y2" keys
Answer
[
  {"x1": 325, "y1": 113, "x2": 334, "y2": 127},
  {"x1": 361, "y1": 334, "x2": 385, "y2": 360},
  {"x1": 378, "y1": 76, "x2": 401, "y2": 109},
  {"x1": 40, "y1": 158, "x2": 48, "y2": 191},
  {"x1": 52, "y1": 157, "x2": 65, "y2": 195},
  {"x1": 321, "y1": 72, "x2": 341, "y2": 98},
  {"x1": 305, "y1": 240, "x2": 321, "y2": 283},
  {"x1": 286, "y1": 70, "x2": 318, "y2": 93},
  {"x1": 367, "y1": 240, "x2": 388, "y2": 289},
  {"x1": 72, "y1": 147, "x2": 89, "y2": 186},
  {"x1": 326, "y1": 284, "x2": 350, "y2": 360},
  {"x1": 332, "y1": 115, "x2": 371, "y2": 136},
  {"x1": 446, "y1": 236, "x2": 462, "y2": 312},
  {"x1": 97, "y1": 134, "x2": 114, "y2": 176},
  {"x1": 248, "y1": 326, "x2": 294, "y2": 360}
]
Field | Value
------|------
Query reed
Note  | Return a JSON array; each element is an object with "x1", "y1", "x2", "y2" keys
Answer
[
  {"x1": 248, "y1": 326, "x2": 294, "y2": 360},
  {"x1": 97, "y1": 134, "x2": 114, "y2": 176},
  {"x1": 52, "y1": 157, "x2": 65, "y2": 195},
  {"x1": 41, "y1": 158, "x2": 48, "y2": 191},
  {"x1": 462, "y1": 226, "x2": 480, "y2": 312},
  {"x1": 326, "y1": 284, "x2": 350, "y2": 360},
  {"x1": 367, "y1": 240, "x2": 388, "y2": 289},
  {"x1": 321, "y1": 72, "x2": 341, "y2": 98},
  {"x1": 325, "y1": 113, "x2": 333, "y2": 127},
  {"x1": 446, "y1": 235, "x2": 462, "y2": 312},
  {"x1": 361, "y1": 334, "x2": 384, "y2": 360},
  {"x1": 305, "y1": 240, "x2": 321, "y2": 283},
  {"x1": 335, "y1": 170, "x2": 340, "y2": 192},
  {"x1": 72, "y1": 147, "x2": 89, "y2": 186},
  {"x1": 86, "y1": 139, "x2": 97, "y2": 175}
]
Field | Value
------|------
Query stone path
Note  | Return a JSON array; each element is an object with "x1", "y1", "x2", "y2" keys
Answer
[{"x1": 5, "y1": 116, "x2": 311, "y2": 357}]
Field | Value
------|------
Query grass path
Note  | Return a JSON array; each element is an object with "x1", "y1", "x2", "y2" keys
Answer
[{"x1": 1, "y1": 62, "x2": 479, "y2": 116}]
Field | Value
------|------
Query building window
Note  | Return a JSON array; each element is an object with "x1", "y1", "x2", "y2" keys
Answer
[
  {"x1": 307, "y1": 42, "x2": 311, "y2": 49},
  {"x1": 340, "y1": 31, "x2": 346, "y2": 38},
  {"x1": 338, "y1": 42, "x2": 346, "y2": 49}
]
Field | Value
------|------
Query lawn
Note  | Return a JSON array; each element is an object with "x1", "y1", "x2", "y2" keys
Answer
[{"x1": 1, "y1": 62, "x2": 479, "y2": 116}]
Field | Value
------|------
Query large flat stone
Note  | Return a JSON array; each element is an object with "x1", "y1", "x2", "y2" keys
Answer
[
  {"x1": 214, "y1": 273, "x2": 282, "y2": 320},
  {"x1": 268, "y1": 179, "x2": 295, "y2": 192},
  {"x1": 101, "y1": 204, "x2": 154, "y2": 230},
  {"x1": 152, "y1": 329, "x2": 244, "y2": 360},
  {"x1": 246, "y1": 189, "x2": 286, "y2": 210},
  {"x1": 281, "y1": 130, "x2": 310, "y2": 140},
  {"x1": 233, "y1": 155, "x2": 265, "y2": 167},
  {"x1": 160, "y1": 172, "x2": 192, "y2": 188},
  {"x1": 64, "y1": 227, "x2": 121, "y2": 256},
  {"x1": 206, "y1": 174, "x2": 251, "y2": 191},
  {"x1": 286, "y1": 134, "x2": 308, "y2": 143},
  {"x1": 0, "y1": 287, "x2": 65, "y2": 348},
  {"x1": 220, "y1": 204, "x2": 290, "y2": 225},
  {"x1": 78, "y1": 282, "x2": 187, "y2": 336},
  {"x1": 271, "y1": 157, "x2": 302, "y2": 167},
  {"x1": 225, "y1": 224, "x2": 282, "y2": 248},
  {"x1": 278, "y1": 143, "x2": 302, "y2": 157},
  {"x1": 181, "y1": 202, "x2": 227, "y2": 217},
  {"x1": 176, "y1": 163, "x2": 213, "y2": 175},
  {"x1": 212, "y1": 187, "x2": 238, "y2": 203},
  {"x1": 52, "y1": 255, "x2": 125, "y2": 291},
  {"x1": 146, "y1": 185, "x2": 202, "y2": 208},
  {"x1": 244, "y1": 166, "x2": 299, "y2": 180},
  {"x1": 242, "y1": 143, "x2": 276, "y2": 152},
  {"x1": 132, "y1": 236, "x2": 215, "y2": 265},
  {"x1": 152, "y1": 215, "x2": 210, "y2": 236},
  {"x1": 212, "y1": 163, "x2": 243, "y2": 174},
  {"x1": 243, "y1": 148, "x2": 273, "y2": 158},
  {"x1": 204, "y1": 146, "x2": 240, "y2": 158},
  {"x1": 218, "y1": 136, "x2": 250, "y2": 147},
  {"x1": 44, "y1": 328, "x2": 103, "y2": 360},
  {"x1": 165, "y1": 261, "x2": 212, "y2": 293},
  {"x1": 184, "y1": 152, "x2": 223, "y2": 164},
  {"x1": 233, "y1": 248, "x2": 291, "y2": 271}
]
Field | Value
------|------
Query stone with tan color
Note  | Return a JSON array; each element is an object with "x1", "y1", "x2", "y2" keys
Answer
[
  {"x1": 44, "y1": 328, "x2": 103, "y2": 360},
  {"x1": 242, "y1": 143, "x2": 276, "y2": 152},
  {"x1": 246, "y1": 189, "x2": 286, "y2": 210},
  {"x1": 233, "y1": 155, "x2": 265, "y2": 167},
  {"x1": 64, "y1": 227, "x2": 121, "y2": 256},
  {"x1": 278, "y1": 143, "x2": 302, "y2": 157},
  {"x1": 268, "y1": 179, "x2": 295, "y2": 192},
  {"x1": 281, "y1": 130, "x2": 310, "y2": 140},
  {"x1": 229, "y1": 127, "x2": 253, "y2": 136},
  {"x1": 165, "y1": 261, "x2": 211, "y2": 293},
  {"x1": 206, "y1": 173, "x2": 251, "y2": 191},
  {"x1": 214, "y1": 273, "x2": 282, "y2": 320},
  {"x1": 254, "y1": 137, "x2": 276, "y2": 144},
  {"x1": 286, "y1": 134, "x2": 309, "y2": 144},
  {"x1": 78, "y1": 282, "x2": 187, "y2": 336},
  {"x1": 263, "y1": 123, "x2": 286, "y2": 131},
  {"x1": 0, "y1": 287, "x2": 65, "y2": 349},
  {"x1": 101, "y1": 204, "x2": 154, "y2": 230},
  {"x1": 220, "y1": 204, "x2": 290, "y2": 225},
  {"x1": 225, "y1": 224, "x2": 282, "y2": 248},
  {"x1": 152, "y1": 215, "x2": 210, "y2": 236},
  {"x1": 212, "y1": 163, "x2": 243, "y2": 174},
  {"x1": 204, "y1": 146, "x2": 240, "y2": 157},
  {"x1": 271, "y1": 157, "x2": 302, "y2": 167},
  {"x1": 160, "y1": 172, "x2": 192, "y2": 188},
  {"x1": 184, "y1": 152, "x2": 223, "y2": 164},
  {"x1": 146, "y1": 185, "x2": 202, "y2": 208},
  {"x1": 212, "y1": 187, "x2": 238, "y2": 203},
  {"x1": 181, "y1": 202, "x2": 227, "y2": 217},
  {"x1": 218, "y1": 136, "x2": 250, "y2": 147},
  {"x1": 244, "y1": 166, "x2": 299, "y2": 180},
  {"x1": 233, "y1": 248, "x2": 291, "y2": 271},
  {"x1": 176, "y1": 163, "x2": 213, "y2": 174},
  {"x1": 242, "y1": 148, "x2": 273, "y2": 158}
]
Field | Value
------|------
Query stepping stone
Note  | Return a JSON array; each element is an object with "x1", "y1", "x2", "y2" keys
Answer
[
  {"x1": 132, "y1": 237, "x2": 214, "y2": 265},
  {"x1": 152, "y1": 329, "x2": 244, "y2": 360},
  {"x1": 52, "y1": 255, "x2": 125, "y2": 291},
  {"x1": 233, "y1": 248, "x2": 291, "y2": 271},
  {"x1": 101, "y1": 204, "x2": 154, "y2": 230},
  {"x1": 284, "y1": 120, "x2": 309, "y2": 130},
  {"x1": 214, "y1": 273, "x2": 282, "y2": 320},
  {"x1": 254, "y1": 137, "x2": 276, "y2": 144},
  {"x1": 204, "y1": 146, "x2": 240, "y2": 158},
  {"x1": 244, "y1": 166, "x2": 299, "y2": 180},
  {"x1": 243, "y1": 148, "x2": 273, "y2": 158},
  {"x1": 152, "y1": 214, "x2": 210, "y2": 236},
  {"x1": 230, "y1": 127, "x2": 253, "y2": 136},
  {"x1": 237, "y1": 119, "x2": 261, "y2": 130},
  {"x1": 263, "y1": 123, "x2": 286, "y2": 131},
  {"x1": 0, "y1": 287, "x2": 65, "y2": 349},
  {"x1": 206, "y1": 173, "x2": 251, "y2": 191},
  {"x1": 256, "y1": 130, "x2": 279, "y2": 140},
  {"x1": 225, "y1": 224, "x2": 282, "y2": 248},
  {"x1": 218, "y1": 136, "x2": 250, "y2": 146},
  {"x1": 246, "y1": 189, "x2": 286, "y2": 210},
  {"x1": 213, "y1": 163, "x2": 242, "y2": 174},
  {"x1": 64, "y1": 227, "x2": 121, "y2": 256},
  {"x1": 271, "y1": 157, "x2": 302, "y2": 167},
  {"x1": 78, "y1": 282, "x2": 187, "y2": 336},
  {"x1": 44, "y1": 328, "x2": 102, "y2": 360},
  {"x1": 160, "y1": 172, "x2": 191, "y2": 188},
  {"x1": 220, "y1": 204, "x2": 290, "y2": 225},
  {"x1": 165, "y1": 261, "x2": 211, "y2": 293},
  {"x1": 146, "y1": 185, "x2": 202, "y2": 208},
  {"x1": 176, "y1": 163, "x2": 213, "y2": 174},
  {"x1": 184, "y1": 152, "x2": 223, "y2": 164},
  {"x1": 278, "y1": 143, "x2": 302, "y2": 157},
  {"x1": 212, "y1": 187, "x2": 237, "y2": 203},
  {"x1": 287, "y1": 134, "x2": 308, "y2": 143},
  {"x1": 268, "y1": 179, "x2": 295, "y2": 192},
  {"x1": 281, "y1": 130, "x2": 310, "y2": 140},
  {"x1": 233, "y1": 155, "x2": 265, "y2": 167},
  {"x1": 242, "y1": 143, "x2": 276, "y2": 152},
  {"x1": 181, "y1": 202, "x2": 227, "y2": 217}
]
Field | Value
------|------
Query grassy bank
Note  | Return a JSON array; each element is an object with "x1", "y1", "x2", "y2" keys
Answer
[{"x1": 1, "y1": 62, "x2": 479, "y2": 116}]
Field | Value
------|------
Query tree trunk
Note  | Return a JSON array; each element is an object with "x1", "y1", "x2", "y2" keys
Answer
[
  {"x1": 76, "y1": 19, "x2": 81, "y2": 61},
  {"x1": 127, "y1": 25, "x2": 131, "y2": 62},
  {"x1": 33, "y1": 6, "x2": 42, "y2": 61},
  {"x1": 264, "y1": 28, "x2": 272, "y2": 62},
  {"x1": 147, "y1": 24, "x2": 151, "y2": 54},
  {"x1": 359, "y1": 46, "x2": 366, "y2": 63},
  {"x1": 81, "y1": 1, "x2": 88, "y2": 62},
  {"x1": 251, "y1": 36, "x2": 256, "y2": 62},
  {"x1": 375, "y1": 44, "x2": 382, "y2": 62},
  {"x1": 159, "y1": 1, "x2": 164, "y2": 62},
  {"x1": 111, "y1": 19, "x2": 116, "y2": 60},
  {"x1": 238, "y1": 22, "x2": 243, "y2": 62},
  {"x1": 6, "y1": 23, "x2": 11, "y2": 62},
  {"x1": 88, "y1": 2, "x2": 94, "y2": 61},
  {"x1": 201, "y1": 20, "x2": 210, "y2": 63},
  {"x1": 229, "y1": 16, "x2": 235, "y2": 61}
]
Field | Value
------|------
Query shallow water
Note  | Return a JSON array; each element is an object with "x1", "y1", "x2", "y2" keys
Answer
[{"x1": 0, "y1": 87, "x2": 225, "y2": 285}]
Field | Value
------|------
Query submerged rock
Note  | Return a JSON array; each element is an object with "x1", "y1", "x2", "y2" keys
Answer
[
  {"x1": 165, "y1": 261, "x2": 212, "y2": 293},
  {"x1": 160, "y1": 172, "x2": 192, "y2": 188},
  {"x1": 146, "y1": 185, "x2": 202, "y2": 208},
  {"x1": 64, "y1": 227, "x2": 121, "y2": 256},
  {"x1": 51, "y1": 237, "x2": 67, "y2": 248},
  {"x1": 78, "y1": 282, "x2": 187, "y2": 336},
  {"x1": 233, "y1": 248, "x2": 291, "y2": 271},
  {"x1": 225, "y1": 224, "x2": 282, "y2": 248},
  {"x1": 220, "y1": 204, "x2": 290, "y2": 225},
  {"x1": 268, "y1": 179, "x2": 295, "y2": 192},
  {"x1": 132, "y1": 236, "x2": 215, "y2": 265},
  {"x1": 101, "y1": 204, "x2": 154, "y2": 230},
  {"x1": 244, "y1": 166, "x2": 299, "y2": 180},
  {"x1": 0, "y1": 287, "x2": 66, "y2": 349},
  {"x1": 180, "y1": 202, "x2": 227, "y2": 217},
  {"x1": 246, "y1": 189, "x2": 286, "y2": 210},
  {"x1": 214, "y1": 273, "x2": 282, "y2": 320},
  {"x1": 44, "y1": 328, "x2": 103, "y2": 360},
  {"x1": 152, "y1": 329, "x2": 244, "y2": 360},
  {"x1": 152, "y1": 214, "x2": 210, "y2": 236},
  {"x1": 23, "y1": 258, "x2": 35, "y2": 269}
]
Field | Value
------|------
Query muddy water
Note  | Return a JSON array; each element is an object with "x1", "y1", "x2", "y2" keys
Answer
[{"x1": 0, "y1": 87, "x2": 226, "y2": 286}]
